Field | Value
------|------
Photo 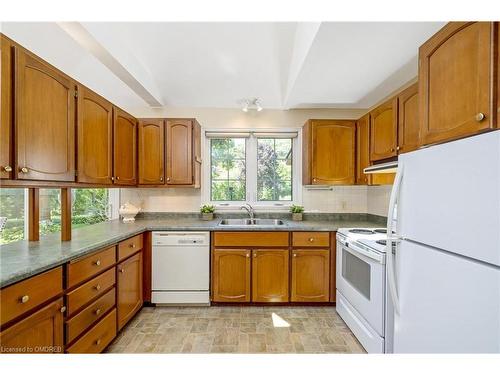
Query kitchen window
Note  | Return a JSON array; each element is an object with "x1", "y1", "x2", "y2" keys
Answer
[
  {"x1": 0, "y1": 188, "x2": 28, "y2": 245},
  {"x1": 204, "y1": 130, "x2": 300, "y2": 207}
]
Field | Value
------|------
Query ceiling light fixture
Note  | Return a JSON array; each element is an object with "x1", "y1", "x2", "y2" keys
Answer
[{"x1": 241, "y1": 98, "x2": 263, "y2": 112}]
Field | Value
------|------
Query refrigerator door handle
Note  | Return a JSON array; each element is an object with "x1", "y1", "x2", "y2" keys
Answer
[{"x1": 387, "y1": 163, "x2": 404, "y2": 314}]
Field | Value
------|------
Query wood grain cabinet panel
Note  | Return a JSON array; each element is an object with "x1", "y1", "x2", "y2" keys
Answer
[
  {"x1": 291, "y1": 249, "x2": 330, "y2": 302},
  {"x1": 419, "y1": 22, "x2": 496, "y2": 146},
  {"x1": 303, "y1": 120, "x2": 356, "y2": 185},
  {"x1": 212, "y1": 249, "x2": 251, "y2": 303},
  {"x1": 213, "y1": 231, "x2": 289, "y2": 248},
  {"x1": 77, "y1": 86, "x2": 113, "y2": 184},
  {"x1": 1, "y1": 35, "x2": 13, "y2": 179},
  {"x1": 292, "y1": 232, "x2": 330, "y2": 248},
  {"x1": 166, "y1": 119, "x2": 193, "y2": 185},
  {"x1": 14, "y1": 47, "x2": 76, "y2": 181},
  {"x1": 0, "y1": 298, "x2": 64, "y2": 354},
  {"x1": 355, "y1": 114, "x2": 371, "y2": 185},
  {"x1": 251, "y1": 249, "x2": 289, "y2": 303},
  {"x1": 113, "y1": 107, "x2": 137, "y2": 185},
  {"x1": 138, "y1": 119, "x2": 165, "y2": 185},
  {"x1": 0, "y1": 267, "x2": 63, "y2": 326},
  {"x1": 66, "y1": 309, "x2": 116, "y2": 354},
  {"x1": 117, "y1": 252, "x2": 143, "y2": 330},
  {"x1": 370, "y1": 98, "x2": 398, "y2": 161},
  {"x1": 118, "y1": 234, "x2": 143, "y2": 261},
  {"x1": 66, "y1": 246, "x2": 116, "y2": 289},
  {"x1": 397, "y1": 83, "x2": 420, "y2": 153}
]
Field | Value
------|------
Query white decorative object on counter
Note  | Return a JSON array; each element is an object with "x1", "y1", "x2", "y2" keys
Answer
[{"x1": 119, "y1": 202, "x2": 140, "y2": 223}]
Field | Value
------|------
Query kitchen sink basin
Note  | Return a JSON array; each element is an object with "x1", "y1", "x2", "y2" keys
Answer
[{"x1": 218, "y1": 218, "x2": 285, "y2": 226}]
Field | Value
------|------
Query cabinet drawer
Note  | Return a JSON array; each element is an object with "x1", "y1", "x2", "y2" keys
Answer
[
  {"x1": 66, "y1": 309, "x2": 117, "y2": 353},
  {"x1": 66, "y1": 288, "x2": 115, "y2": 344},
  {"x1": 118, "y1": 234, "x2": 143, "y2": 261},
  {"x1": 67, "y1": 246, "x2": 116, "y2": 288},
  {"x1": 67, "y1": 268, "x2": 115, "y2": 316},
  {"x1": 213, "y1": 232, "x2": 289, "y2": 247},
  {"x1": 1, "y1": 267, "x2": 63, "y2": 326},
  {"x1": 292, "y1": 232, "x2": 330, "y2": 247}
]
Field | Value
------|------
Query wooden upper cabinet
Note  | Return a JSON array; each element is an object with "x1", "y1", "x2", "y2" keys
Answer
[
  {"x1": 77, "y1": 86, "x2": 113, "y2": 184},
  {"x1": 113, "y1": 108, "x2": 137, "y2": 185},
  {"x1": 117, "y1": 252, "x2": 143, "y2": 330},
  {"x1": 370, "y1": 97, "x2": 398, "y2": 162},
  {"x1": 138, "y1": 119, "x2": 165, "y2": 185},
  {"x1": 166, "y1": 119, "x2": 193, "y2": 185},
  {"x1": 397, "y1": 83, "x2": 420, "y2": 153},
  {"x1": 355, "y1": 114, "x2": 371, "y2": 185},
  {"x1": 251, "y1": 249, "x2": 289, "y2": 303},
  {"x1": 1, "y1": 35, "x2": 13, "y2": 179},
  {"x1": 419, "y1": 22, "x2": 496, "y2": 146},
  {"x1": 303, "y1": 120, "x2": 356, "y2": 185},
  {"x1": 0, "y1": 298, "x2": 64, "y2": 353},
  {"x1": 14, "y1": 47, "x2": 76, "y2": 181},
  {"x1": 291, "y1": 249, "x2": 330, "y2": 302},
  {"x1": 212, "y1": 249, "x2": 251, "y2": 303}
]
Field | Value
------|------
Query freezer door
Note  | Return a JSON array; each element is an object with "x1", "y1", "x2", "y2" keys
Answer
[
  {"x1": 398, "y1": 131, "x2": 500, "y2": 266},
  {"x1": 393, "y1": 240, "x2": 500, "y2": 353}
]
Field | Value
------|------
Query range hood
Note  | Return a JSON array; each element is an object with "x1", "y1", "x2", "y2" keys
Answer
[{"x1": 363, "y1": 160, "x2": 398, "y2": 174}]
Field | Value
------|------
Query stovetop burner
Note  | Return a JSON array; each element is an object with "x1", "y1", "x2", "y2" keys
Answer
[{"x1": 348, "y1": 229, "x2": 375, "y2": 234}]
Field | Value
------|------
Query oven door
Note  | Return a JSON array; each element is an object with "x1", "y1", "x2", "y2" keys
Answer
[{"x1": 336, "y1": 239, "x2": 385, "y2": 336}]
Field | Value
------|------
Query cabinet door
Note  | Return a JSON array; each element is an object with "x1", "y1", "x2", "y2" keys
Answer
[
  {"x1": 14, "y1": 47, "x2": 75, "y2": 181},
  {"x1": 77, "y1": 86, "x2": 113, "y2": 184},
  {"x1": 370, "y1": 98, "x2": 398, "y2": 161},
  {"x1": 138, "y1": 119, "x2": 164, "y2": 185},
  {"x1": 0, "y1": 298, "x2": 64, "y2": 353},
  {"x1": 355, "y1": 114, "x2": 371, "y2": 185},
  {"x1": 251, "y1": 249, "x2": 289, "y2": 303},
  {"x1": 117, "y1": 252, "x2": 143, "y2": 330},
  {"x1": 419, "y1": 22, "x2": 494, "y2": 146},
  {"x1": 1, "y1": 36, "x2": 13, "y2": 179},
  {"x1": 397, "y1": 83, "x2": 420, "y2": 153},
  {"x1": 310, "y1": 120, "x2": 356, "y2": 185},
  {"x1": 166, "y1": 119, "x2": 193, "y2": 185},
  {"x1": 212, "y1": 249, "x2": 251, "y2": 303},
  {"x1": 291, "y1": 249, "x2": 330, "y2": 302},
  {"x1": 113, "y1": 108, "x2": 137, "y2": 185}
]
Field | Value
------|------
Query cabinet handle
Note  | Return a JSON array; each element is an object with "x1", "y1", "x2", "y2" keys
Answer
[
  {"x1": 312, "y1": 178, "x2": 317, "y2": 182},
  {"x1": 3, "y1": 165, "x2": 12, "y2": 172},
  {"x1": 160, "y1": 177, "x2": 164, "y2": 181},
  {"x1": 94, "y1": 284, "x2": 101, "y2": 291},
  {"x1": 166, "y1": 177, "x2": 170, "y2": 182},
  {"x1": 119, "y1": 268, "x2": 125, "y2": 273},
  {"x1": 94, "y1": 260, "x2": 101, "y2": 266},
  {"x1": 293, "y1": 254, "x2": 297, "y2": 257},
  {"x1": 391, "y1": 148, "x2": 395, "y2": 152},
  {"x1": 111, "y1": 176, "x2": 115, "y2": 181},
  {"x1": 20, "y1": 167, "x2": 29, "y2": 173},
  {"x1": 396, "y1": 146, "x2": 401, "y2": 151},
  {"x1": 129, "y1": 243, "x2": 136, "y2": 248},
  {"x1": 95, "y1": 338, "x2": 101, "y2": 346},
  {"x1": 308, "y1": 237, "x2": 314, "y2": 242},
  {"x1": 20, "y1": 295, "x2": 30, "y2": 304},
  {"x1": 475, "y1": 112, "x2": 485, "y2": 122},
  {"x1": 116, "y1": 176, "x2": 120, "y2": 180},
  {"x1": 94, "y1": 308, "x2": 102, "y2": 315},
  {"x1": 60, "y1": 306, "x2": 67, "y2": 313},
  {"x1": 246, "y1": 253, "x2": 250, "y2": 258},
  {"x1": 253, "y1": 253, "x2": 257, "y2": 258}
]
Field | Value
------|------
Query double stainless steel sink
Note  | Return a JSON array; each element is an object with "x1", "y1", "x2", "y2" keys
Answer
[{"x1": 218, "y1": 218, "x2": 285, "y2": 227}]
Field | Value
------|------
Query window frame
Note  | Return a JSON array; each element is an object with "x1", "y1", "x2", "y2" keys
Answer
[{"x1": 202, "y1": 128, "x2": 302, "y2": 210}]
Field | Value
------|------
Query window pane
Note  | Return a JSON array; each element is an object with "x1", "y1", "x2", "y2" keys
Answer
[
  {"x1": 39, "y1": 189, "x2": 61, "y2": 236},
  {"x1": 0, "y1": 188, "x2": 26, "y2": 245},
  {"x1": 210, "y1": 138, "x2": 246, "y2": 201},
  {"x1": 72, "y1": 189, "x2": 110, "y2": 229},
  {"x1": 257, "y1": 138, "x2": 292, "y2": 201}
]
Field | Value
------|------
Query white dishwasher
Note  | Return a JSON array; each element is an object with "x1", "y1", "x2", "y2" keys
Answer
[{"x1": 152, "y1": 231, "x2": 210, "y2": 305}]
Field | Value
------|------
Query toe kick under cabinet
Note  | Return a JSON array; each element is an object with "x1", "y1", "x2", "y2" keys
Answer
[{"x1": 211, "y1": 231, "x2": 335, "y2": 304}]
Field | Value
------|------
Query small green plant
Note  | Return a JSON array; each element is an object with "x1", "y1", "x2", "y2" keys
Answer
[
  {"x1": 289, "y1": 205, "x2": 304, "y2": 214},
  {"x1": 200, "y1": 204, "x2": 215, "y2": 214}
]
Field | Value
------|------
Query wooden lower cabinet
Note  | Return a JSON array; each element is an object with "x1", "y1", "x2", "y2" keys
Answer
[
  {"x1": 291, "y1": 249, "x2": 330, "y2": 302},
  {"x1": 212, "y1": 249, "x2": 251, "y2": 302},
  {"x1": 0, "y1": 298, "x2": 64, "y2": 354},
  {"x1": 117, "y1": 252, "x2": 143, "y2": 330},
  {"x1": 251, "y1": 249, "x2": 289, "y2": 303}
]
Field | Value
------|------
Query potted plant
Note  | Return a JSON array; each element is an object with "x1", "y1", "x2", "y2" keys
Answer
[
  {"x1": 200, "y1": 204, "x2": 215, "y2": 221},
  {"x1": 290, "y1": 205, "x2": 304, "y2": 221}
]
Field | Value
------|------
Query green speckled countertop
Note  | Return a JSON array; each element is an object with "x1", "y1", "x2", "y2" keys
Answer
[{"x1": 0, "y1": 213, "x2": 385, "y2": 288}]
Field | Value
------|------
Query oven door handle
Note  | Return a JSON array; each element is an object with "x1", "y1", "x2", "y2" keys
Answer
[{"x1": 341, "y1": 242, "x2": 384, "y2": 264}]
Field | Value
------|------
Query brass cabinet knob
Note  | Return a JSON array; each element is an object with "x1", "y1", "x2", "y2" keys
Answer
[
  {"x1": 246, "y1": 253, "x2": 250, "y2": 258},
  {"x1": 253, "y1": 253, "x2": 257, "y2": 258},
  {"x1": 391, "y1": 148, "x2": 395, "y2": 152},
  {"x1": 94, "y1": 308, "x2": 101, "y2": 315},
  {"x1": 119, "y1": 268, "x2": 125, "y2": 273},
  {"x1": 312, "y1": 178, "x2": 317, "y2": 182},
  {"x1": 116, "y1": 176, "x2": 120, "y2": 180},
  {"x1": 3, "y1": 165, "x2": 12, "y2": 172},
  {"x1": 475, "y1": 112, "x2": 485, "y2": 122},
  {"x1": 129, "y1": 243, "x2": 135, "y2": 248},
  {"x1": 60, "y1": 306, "x2": 67, "y2": 313},
  {"x1": 111, "y1": 176, "x2": 115, "y2": 181},
  {"x1": 95, "y1": 338, "x2": 101, "y2": 346},
  {"x1": 396, "y1": 146, "x2": 401, "y2": 151},
  {"x1": 166, "y1": 177, "x2": 170, "y2": 182},
  {"x1": 94, "y1": 284, "x2": 101, "y2": 291},
  {"x1": 308, "y1": 237, "x2": 314, "y2": 242},
  {"x1": 160, "y1": 177, "x2": 164, "y2": 181},
  {"x1": 20, "y1": 167, "x2": 29, "y2": 173},
  {"x1": 293, "y1": 254, "x2": 297, "y2": 257},
  {"x1": 20, "y1": 295, "x2": 30, "y2": 304},
  {"x1": 94, "y1": 260, "x2": 101, "y2": 266}
]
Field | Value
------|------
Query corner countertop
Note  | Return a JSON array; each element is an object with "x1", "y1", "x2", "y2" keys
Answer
[{"x1": 0, "y1": 215, "x2": 385, "y2": 288}]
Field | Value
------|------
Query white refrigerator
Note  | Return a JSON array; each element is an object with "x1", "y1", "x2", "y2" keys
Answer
[{"x1": 386, "y1": 131, "x2": 500, "y2": 353}]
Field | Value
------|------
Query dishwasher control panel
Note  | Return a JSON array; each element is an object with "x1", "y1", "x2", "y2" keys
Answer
[{"x1": 152, "y1": 232, "x2": 209, "y2": 246}]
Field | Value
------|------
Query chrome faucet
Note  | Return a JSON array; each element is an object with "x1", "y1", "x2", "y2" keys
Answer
[{"x1": 240, "y1": 203, "x2": 255, "y2": 219}]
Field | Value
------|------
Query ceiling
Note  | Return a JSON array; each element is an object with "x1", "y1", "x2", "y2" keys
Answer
[{"x1": 1, "y1": 22, "x2": 445, "y2": 112}]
